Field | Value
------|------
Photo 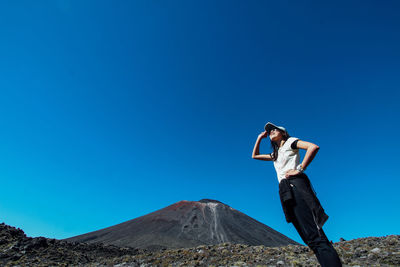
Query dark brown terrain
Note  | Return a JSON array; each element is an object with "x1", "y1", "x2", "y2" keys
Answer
[
  {"x1": 64, "y1": 199, "x2": 299, "y2": 250},
  {"x1": 1, "y1": 222, "x2": 399, "y2": 266}
]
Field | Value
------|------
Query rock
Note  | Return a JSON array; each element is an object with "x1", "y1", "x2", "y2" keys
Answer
[
  {"x1": 1, "y1": 222, "x2": 400, "y2": 266},
  {"x1": 370, "y1": 247, "x2": 381, "y2": 253}
]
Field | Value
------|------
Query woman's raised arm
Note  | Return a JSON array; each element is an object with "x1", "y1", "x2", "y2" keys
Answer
[{"x1": 252, "y1": 131, "x2": 273, "y2": 161}]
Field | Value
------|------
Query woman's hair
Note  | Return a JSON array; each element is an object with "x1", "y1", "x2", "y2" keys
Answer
[{"x1": 270, "y1": 129, "x2": 290, "y2": 161}]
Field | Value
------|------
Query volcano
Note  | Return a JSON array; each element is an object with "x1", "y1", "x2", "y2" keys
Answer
[{"x1": 64, "y1": 199, "x2": 299, "y2": 250}]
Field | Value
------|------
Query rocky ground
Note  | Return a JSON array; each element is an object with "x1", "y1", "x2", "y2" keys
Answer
[{"x1": 1, "y1": 222, "x2": 399, "y2": 266}]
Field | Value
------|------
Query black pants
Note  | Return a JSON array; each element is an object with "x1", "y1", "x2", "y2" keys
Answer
[{"x1": 289, "y1": 180, "x2": 342, "y2": 267}]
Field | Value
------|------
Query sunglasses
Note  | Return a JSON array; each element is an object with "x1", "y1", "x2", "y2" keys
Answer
[{"x1": 269, "y1": 128, "x2": 279, "y2": 134}]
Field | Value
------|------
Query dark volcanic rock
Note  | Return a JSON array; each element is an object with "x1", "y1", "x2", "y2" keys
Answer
[
  {"x1": 0, "y1": 222, "x2": 146, "y2": 266},
  {"x1": 1, "y1": 222, "x2": 399, "y2": 266},
  {"x1": 64, "y1": 199, "x2": 299, "y2": 250}
]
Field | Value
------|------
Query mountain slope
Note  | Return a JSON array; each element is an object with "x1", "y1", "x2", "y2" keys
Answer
[{"x1": 64, "y1": 199, "x2": 299, "y2": 250}]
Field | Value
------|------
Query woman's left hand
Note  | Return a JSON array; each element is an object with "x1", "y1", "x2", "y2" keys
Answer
[{"x1": 285, "y1": 169, "x2": 301, "y2": 178}]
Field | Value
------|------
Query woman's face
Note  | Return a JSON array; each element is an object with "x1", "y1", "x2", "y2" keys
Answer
[{"x1": 269, "y1": 128, "x2": 283, "y2": 142}]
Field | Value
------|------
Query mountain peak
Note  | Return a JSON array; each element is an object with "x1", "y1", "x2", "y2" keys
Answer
[
  {"x1": 65, "y1": 199, "x2": 299, "y2": 250},
  {"x1": 198, "y1": 199, "x2": 223, "y2": 204}
]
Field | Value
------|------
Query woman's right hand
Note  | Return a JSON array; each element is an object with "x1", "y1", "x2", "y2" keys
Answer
[{"x1": 258, "y1": 131, "x2": 268, "y2": 139}]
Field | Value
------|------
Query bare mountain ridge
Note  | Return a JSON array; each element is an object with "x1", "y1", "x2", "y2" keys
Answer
[{"x1": 64, "y1": 199, "x2": 299, "y2": 250}]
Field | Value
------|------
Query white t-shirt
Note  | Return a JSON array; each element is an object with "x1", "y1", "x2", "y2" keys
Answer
[{"x1": 271, "y1": 137, "x2": 302, "y2": 183}]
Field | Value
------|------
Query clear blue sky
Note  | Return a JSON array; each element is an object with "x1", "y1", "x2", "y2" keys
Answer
[{"x1": 1, "y1": 1, "x2": 399, "y2": 245}]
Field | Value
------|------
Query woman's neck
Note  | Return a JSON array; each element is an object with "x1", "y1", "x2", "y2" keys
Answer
[{"x1": 278, "y1": 139, "x2": 286, "y2": 148}]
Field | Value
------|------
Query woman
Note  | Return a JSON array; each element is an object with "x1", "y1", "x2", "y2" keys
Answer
[{"x1": 252, "y1": 122, "x2": 342, "y2": 267}]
